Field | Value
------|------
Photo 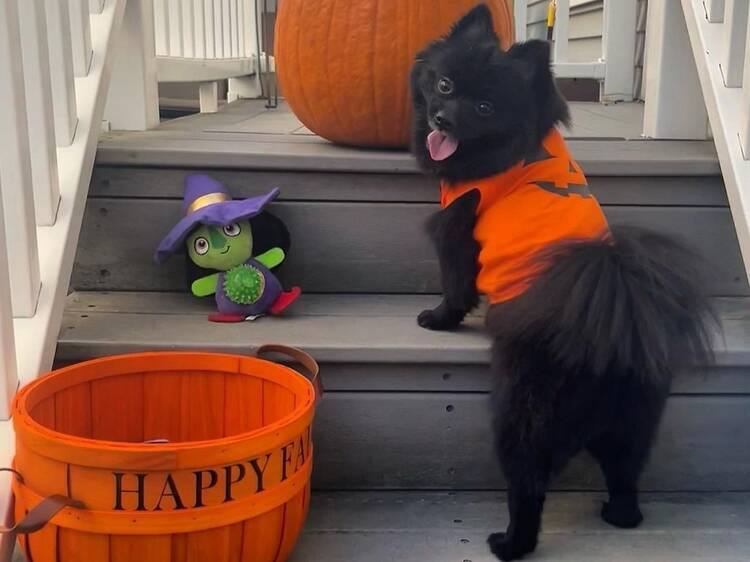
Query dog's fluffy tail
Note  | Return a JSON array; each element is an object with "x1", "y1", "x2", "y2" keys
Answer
[{"x1": 489, "y1": 227, "x2": 717, "y2": 382}]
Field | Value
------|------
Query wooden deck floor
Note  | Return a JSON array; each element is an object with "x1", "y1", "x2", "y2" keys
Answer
[{"x1": 154, "y1": 99, "x2": 647, "y2": 140}]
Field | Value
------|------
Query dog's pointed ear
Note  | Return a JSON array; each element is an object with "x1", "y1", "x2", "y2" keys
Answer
[
  {"x1": 449, "y1": 4, "x2": 498, "y2": 43},
  {"x1": 507, "y1": 40, "x2": 553, "y2": 84}
]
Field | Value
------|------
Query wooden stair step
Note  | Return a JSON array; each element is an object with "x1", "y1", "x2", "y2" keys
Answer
[
  {"x1": 13, "y1": 492, "x2": 749, "y2": 561},
  {"x1": 59, "y1": 292, "x2": 750, "y2": 368},
  {"x1": 72, "y1": 198, "x2": 747, "y2": 296},
  {"x1": 288, "y1": 491, "x2": 750, "y2": 562},
  {"x1": 57, "y1": 293, "x2": 750, "y2": 492},
  {"x1": 96, "y1": 130, "x2": 722, "y2": 176}
]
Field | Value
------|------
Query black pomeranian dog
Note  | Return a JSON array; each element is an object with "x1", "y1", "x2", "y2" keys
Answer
[{"x1": 411, "y1": 5, "x2": 716, "y2": 561}]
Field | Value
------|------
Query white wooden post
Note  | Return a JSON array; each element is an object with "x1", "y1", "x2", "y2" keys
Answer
[
  {"x1": 90, "y1": 0, "x2": 105, "y2": 14},
  {"x1": 18, "y1": 0, "x2": 61, "y2": 226},
  {"x1": 514, "y1": 0, "x2": 527, "y2": 42},
  {"x1": 228, "y1": 0, "x2": 261, "y2": 101},
  {"x1": 46, "y1": 0, "x2": 79, "y2": 146},
  {"x1": 0, "y1": 176, "x2": 19, "y2": 420},
  {"x1": 740, "y1": 13, "x2": 750, "y2": 155},
  {"x1": 69, "y1": 0, "x2": 94, "y2": 76},
  {"x1": 706, "y1": 0, "x2": 726, "y2": 21},
  {"x1": 0, "y1": 0, "x2": 42, "y2": 319},
  {"x1": 601, "y1": 0, "x2": 638, "y2": 101},
  {"x1": 105, "y1": 0, "x2": 160, "y2": 130},
  {"x1": 721, "y1": 0, "x2": 749, "y2": 87},
  {"x1": 643, "y1": 0, "x2": 709, "y2": 139},
  {"x1": 553, "y1": 0, "x2": 570, "y2": 62},
  {"x1": 0, "y1": 177, "x2": 19, "y2": 420}
]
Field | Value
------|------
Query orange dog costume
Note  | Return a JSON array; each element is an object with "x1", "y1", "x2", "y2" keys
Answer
[{"x1": 440, "y1": 129, "x2": 610, "y2": 304}]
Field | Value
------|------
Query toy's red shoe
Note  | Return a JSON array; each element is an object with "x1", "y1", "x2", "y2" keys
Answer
[
  {"x1": 269, "y1": 287, "x2": 301, "y2": 315},
  {"x1": 208, "y1": 313, "x2": 250, "y2": 323}
]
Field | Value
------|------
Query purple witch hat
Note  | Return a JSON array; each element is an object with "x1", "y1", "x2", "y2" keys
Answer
[{"x1": 155, "y1": 174, "x2": 279, "y2": 264}]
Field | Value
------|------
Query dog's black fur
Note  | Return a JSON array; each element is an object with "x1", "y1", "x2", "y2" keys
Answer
[{"x1": 410, "y1": 5, "x2": 716, "y2": 560}]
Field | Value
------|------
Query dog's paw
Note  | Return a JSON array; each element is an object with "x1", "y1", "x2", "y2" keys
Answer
[
  {"x1": 601, "y1": 501, "x2": 643, "y2": 529},
  {"x1": 487, "y1": 532, "x2": 536, "y2": 561},
  {"x1": 417, "y1": 308, "x2": 460, "y2": 331}
]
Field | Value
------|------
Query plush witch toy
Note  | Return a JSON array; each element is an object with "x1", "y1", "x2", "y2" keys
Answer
[{"x1": 155, "y1": 174, "x2": 301, "y2": 322}]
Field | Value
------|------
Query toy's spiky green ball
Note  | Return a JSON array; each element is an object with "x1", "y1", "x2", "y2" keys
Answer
[{"x1": 224, "y1": 264, "x2": 264, "y2": 305}]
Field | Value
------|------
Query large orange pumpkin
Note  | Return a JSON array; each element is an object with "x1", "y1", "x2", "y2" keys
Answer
[{"x1": 275, "y1": 0, "x2": 515, "y2": 148}]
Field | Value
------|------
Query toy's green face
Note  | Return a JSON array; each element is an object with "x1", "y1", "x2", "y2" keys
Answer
[{"x1": 187, "y1": 220, "x2": 253, "y2": 271}]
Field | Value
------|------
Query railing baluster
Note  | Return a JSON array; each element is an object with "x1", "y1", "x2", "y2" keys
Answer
[
  {"x1": 222, "y1": 0, "x2": 231, "y2": 58},
  {"x1": 69, "y1": 0, "x2": 93, "y2": 76},
  {"x1": 242, "y1": 0, "x2": 255, "y2": 59},
  {"x1": 205, "y1": 0, "x2": 216, "y2": 58},
  {"x1": 18, "y1": 0, "x2": 61, "y2": 226},
  {"x1": 194, "y1": 0, "x2": 206, "y2": 59},
  {"x1": 238, "y1": 0, "x2": 245, "y2": 57},
  {"x1": 182, "y1": 0, "x2": 195, "y2": 57},
  {"x1": 214, "y1": 0, "x2": 223, "y2": 58},
  {"x1": 230, "y1": 0, "x2": 239, "y2": 57},
  {"x1": 514, "y1": 0, "x2": 527, "y2": 42},
  {"x1": 154, "y1": 0, "x2": 169, "y2": 56},
  {"x1": 721, "y1": 0, "x2": 749, "y2": 87},
  {"x1": 45, "y1": 0, "x2": 79, "y2": 146},
  {"x1": 706, "y1": 0, "x2": 726, "y2": 22},
  {"x1": 553, "y1": 0, "x2": 570, "y2": 63},
  {"x1": 0, "y1": 175, "x2": 19, "y2": 420},
  {"x1": 168, "y1": 0, "x2": 183, "y2": 56},
  {"x1": 601, "y1": 0, "x2": 638, "y2": 101},
  {"x1": 0, "y1": 0, "x2": 42, "y2": 319}
]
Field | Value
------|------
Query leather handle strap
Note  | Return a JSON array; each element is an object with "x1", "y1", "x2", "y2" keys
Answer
[
  {"x1": 256, "y1": 344, "x2": 324, "y2": 404},
  {"x1": 0, "y1": 468, "x2": 82, "y2": 536}
]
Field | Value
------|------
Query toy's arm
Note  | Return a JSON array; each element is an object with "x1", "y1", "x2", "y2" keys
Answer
[
  {"x1": 191, "y1": 273, "x2": 220, "y2": 297},
  {"x1": 256, "y1": 247, "x2": 286, "y2": 269}
]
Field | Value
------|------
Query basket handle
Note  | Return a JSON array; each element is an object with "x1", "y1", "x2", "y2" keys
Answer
[
  {"x1": 0, "y1": 468, "x2": 82, "y2": 537},
  {"x1": 256, "y1": 344, "x2": 324, "y2": 404}
]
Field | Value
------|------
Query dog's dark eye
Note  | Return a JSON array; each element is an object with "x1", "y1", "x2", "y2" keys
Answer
[
  {"x1": 476, "y1": 101, "x2": 495, "y2": 116},
  {"x1": 437, "y1": 77, "x2": 454, "y2": 95}
]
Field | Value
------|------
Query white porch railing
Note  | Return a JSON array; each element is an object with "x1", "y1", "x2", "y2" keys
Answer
[
  {"x1": 643, "y1": 0, "x2": 750, "y2": 281},
  {"x1": 515, "y1": 0, "x2": 639, "y2": 101},
  {"x1": 104, "y1": 0, "x2": 267, "y2": 127},
  {"x1": 0, "y1": 0, "x2": 127, "y2": 551}
]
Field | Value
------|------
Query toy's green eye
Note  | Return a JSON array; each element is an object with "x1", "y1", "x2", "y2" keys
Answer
[
  {"x1": 194, "y1": 237, "x2": 209, "y2": 255},
  {"x1": 223, "y1": 223, "x2": 241, "y2": 237}
]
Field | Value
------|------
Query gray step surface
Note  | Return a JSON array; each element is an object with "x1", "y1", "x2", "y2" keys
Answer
[
  {"x1": 58, "y1": 292, "x2": 750, "y2": 491},
  {"x1": 13, "y1": 492, "x2": 750, "y2": 562},
  {"x1": 287, "y1": 492, "x2": 750, "y2": 562},
  {"x1": 95, "y1": 99, "x2": 721, "y2": 176}
]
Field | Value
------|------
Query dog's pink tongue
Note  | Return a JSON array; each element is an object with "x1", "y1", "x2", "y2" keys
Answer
[{"x1": 427, "y1": 130, "x2": 459, "y2": 161}]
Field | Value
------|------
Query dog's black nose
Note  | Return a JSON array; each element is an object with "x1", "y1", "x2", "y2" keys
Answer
[{"x1": 433, "y1": 111, "x2": 450, "y2": 129}]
